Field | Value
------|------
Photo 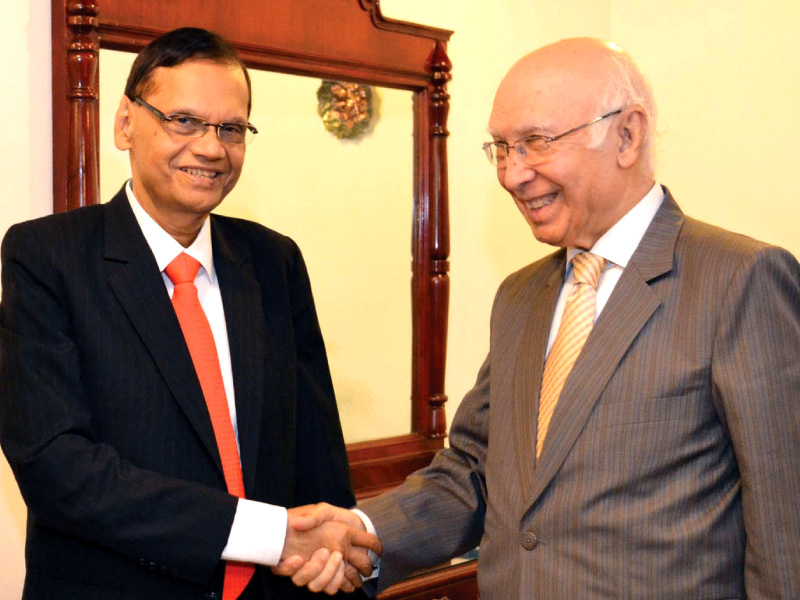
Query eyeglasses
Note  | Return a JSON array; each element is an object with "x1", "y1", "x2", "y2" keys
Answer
[
  {"x1": 133, "y1": 97, "x2": 258, "y2": 145},
  {"x1": 482, "y1": 109, "x2": 622, "y2": 167}
]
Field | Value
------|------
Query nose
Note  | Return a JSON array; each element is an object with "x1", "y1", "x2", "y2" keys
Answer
[
  {"x1": 498, "y1": 150, "x2": 536, "y2": 191},
  {"x1": 189, "y1": 126, "x2": 227, "y2": 160}
]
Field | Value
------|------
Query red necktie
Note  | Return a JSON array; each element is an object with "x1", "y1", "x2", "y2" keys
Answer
[{"x1": 165, "y1": 253, "x2": 254, "y2": 599}]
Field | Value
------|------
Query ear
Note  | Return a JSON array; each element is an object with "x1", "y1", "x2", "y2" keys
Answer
[
  {"x1": 114, "y1": 96, "x2": 134, "y2": 151},
  {"x1": 616, "y1": 106, "x2": 647, "y2": 169}
]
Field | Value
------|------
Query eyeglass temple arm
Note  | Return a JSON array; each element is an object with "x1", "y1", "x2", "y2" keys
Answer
[{"x1": 547, "y1": 109, "x2": 622, "y2": 142}]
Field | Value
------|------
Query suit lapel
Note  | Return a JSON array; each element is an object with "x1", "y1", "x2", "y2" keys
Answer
[
  {"x1": 511, "y1": 252, "x2": 566, "y2": 496},
  {"x1": 103, "y1": 188, "x2": 223, "y2": 475},
  {"x1": 211, "y1": 218, "x2": 266, "y2": 495},
  {"x1": 527, "y1": 189, "x2": 684, "y2": 507}
]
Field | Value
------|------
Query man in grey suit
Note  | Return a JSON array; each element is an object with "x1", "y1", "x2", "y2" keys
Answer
[{"x1": 277, "y1": 37, "x2": 800, "y2": 598}]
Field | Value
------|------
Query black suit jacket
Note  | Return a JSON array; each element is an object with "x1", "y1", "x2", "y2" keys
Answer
[{"x1": 0, "y1": 187, "x2": 360, "y2": 599}]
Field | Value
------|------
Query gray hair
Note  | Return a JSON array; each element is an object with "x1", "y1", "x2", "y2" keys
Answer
[{"x1": 589, "y1": 47, "x2": 658, "y2": 168}]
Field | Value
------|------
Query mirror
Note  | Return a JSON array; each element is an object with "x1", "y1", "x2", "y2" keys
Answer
[
  {"x1": 53, "y1": 0, "x2": 452, "y2": 498},
  {"x1": 99, "y1": 50, "x2": 414, "y2": 443}
]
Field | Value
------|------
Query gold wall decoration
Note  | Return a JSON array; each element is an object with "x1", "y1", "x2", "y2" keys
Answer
[{"x1": 317, "y1": 80, "x2": 374, "y2": 139}]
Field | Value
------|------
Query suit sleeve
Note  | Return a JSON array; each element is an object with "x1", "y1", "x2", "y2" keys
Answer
[
  {"x1": 0, "y1": 223, "x2": 237, "y2": 585},
  {"x1": 355, "y1": 272, "x2": 527, "y2": 582},
  {"x1": 711, "y1": 245, "x2": 800, "y2": 598},
  {"x1": 285, "y1": 241, "x2": 356, "y2": 509},
  {"x1": 357, "y1": 355, "x2": 489, "y2": 592},
  {"x1": 355, "y1": 269, "x2": 529, "y2": 592}
]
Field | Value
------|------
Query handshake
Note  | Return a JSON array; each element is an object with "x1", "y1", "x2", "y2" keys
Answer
[{"x1": 272, "y1": 503, "x2": 382, "y2": 594}]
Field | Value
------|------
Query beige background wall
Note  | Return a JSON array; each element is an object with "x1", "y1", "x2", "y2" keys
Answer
[{"x1": 2, "y1": 0, "x2": 799, "y2": 596}]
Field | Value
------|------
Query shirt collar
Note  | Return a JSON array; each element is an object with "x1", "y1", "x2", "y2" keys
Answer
[
  {"x1": 566, "y1": 182, "x2": 664, "y2": 269},
  {"x1": 125, "y1": 180, "x2": 216, "y2": 283}
]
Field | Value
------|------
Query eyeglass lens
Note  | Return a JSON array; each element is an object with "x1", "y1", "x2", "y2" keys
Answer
[
  {"x1": 485, "y1": 138, "x2": 550, "y2": 166},
  {"x1": 165, "y1": 116, "x2": 252, "y2": 144}
]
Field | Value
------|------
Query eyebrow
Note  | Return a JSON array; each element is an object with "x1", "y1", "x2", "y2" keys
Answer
[{"x1": 487, "y1": 118, "x2": 554, "y2": 142}]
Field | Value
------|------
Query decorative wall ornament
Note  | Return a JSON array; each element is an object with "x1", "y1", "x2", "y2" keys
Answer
[{"x1": 316, "y1": 80, "x2": 374, "y2": 139}]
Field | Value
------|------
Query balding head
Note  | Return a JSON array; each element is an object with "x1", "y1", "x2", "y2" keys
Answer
[
  {"x1": 487, "y1": 38, "x2": 657, "y2": 249},
  {"x1": 493, "y1": 38, "x2": 656, "y2": 164}
]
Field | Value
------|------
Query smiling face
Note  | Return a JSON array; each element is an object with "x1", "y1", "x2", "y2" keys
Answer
[
  {"x1": 114, "y1": 59, "x2": 250, "y2": 246},
  {"x1": 489, "y1": 39, "x2": 649, "y2": 250}
]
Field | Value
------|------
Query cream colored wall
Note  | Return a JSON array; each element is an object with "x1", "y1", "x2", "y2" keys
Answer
[
  {"x1": 221, "y1": 76, "x2": 414, "y2": 444},
  {"x1": 611, "y1": 0, "x2": 800, "y2": 253},
  {"x1": 3, "y1": 0, "x2": 800, "y2": 597}
]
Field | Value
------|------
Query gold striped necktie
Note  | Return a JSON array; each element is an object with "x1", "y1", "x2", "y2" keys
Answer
[{"x1": 536, "y1": 252, "x2": 607, "y2": 460}]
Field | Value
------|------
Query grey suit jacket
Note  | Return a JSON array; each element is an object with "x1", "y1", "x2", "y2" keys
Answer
[{"x1": 360, "y1": 189, "x2": 800, "y2": 599}]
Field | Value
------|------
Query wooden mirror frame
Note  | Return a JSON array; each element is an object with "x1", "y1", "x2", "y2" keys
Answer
[{"x1": 51, "y1": 0, "x2": 452, "y2": 499}]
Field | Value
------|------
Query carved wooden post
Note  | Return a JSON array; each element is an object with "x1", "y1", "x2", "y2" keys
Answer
[
  {"x1": 423, "y1": 40, "x2": 452, "y2": 438},
  {"x1": 65, "y1": 0, "x2": 100, "y2": 210}
]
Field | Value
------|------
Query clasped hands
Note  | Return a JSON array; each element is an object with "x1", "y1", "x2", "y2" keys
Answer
[{"x1": 272, "y1": 503, "x2": 381, "y2": 594}]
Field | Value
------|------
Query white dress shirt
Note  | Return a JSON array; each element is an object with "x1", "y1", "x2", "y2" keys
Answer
[
  {"x1": 125, "y1": 181, "x2": 287, "y2": 566},
  {"x1": 546, "y1": 182, "x2": 664, "y2": 353}
]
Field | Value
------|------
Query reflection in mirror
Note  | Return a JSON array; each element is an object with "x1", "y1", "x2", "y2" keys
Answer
[{"x1": 99, "y1": 49, "x2": 413, "y2": 443}]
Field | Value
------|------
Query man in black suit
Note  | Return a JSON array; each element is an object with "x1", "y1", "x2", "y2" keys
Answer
[{"x1": 0, "y1": 28, "x2": 377, "y2": 600}]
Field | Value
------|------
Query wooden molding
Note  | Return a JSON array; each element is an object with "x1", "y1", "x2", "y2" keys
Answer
[{"x1": 379, "y1": 560, "x2": 478, "y2": 600}]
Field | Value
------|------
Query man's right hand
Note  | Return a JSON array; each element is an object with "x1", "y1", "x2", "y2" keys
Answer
[{"x1": 273, "y1": 503, "x2": 381, "y2": 594}]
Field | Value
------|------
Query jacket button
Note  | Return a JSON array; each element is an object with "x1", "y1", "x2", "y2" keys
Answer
[{"x1": 521, "y1": 531, "x2": 538, "y2": 550}]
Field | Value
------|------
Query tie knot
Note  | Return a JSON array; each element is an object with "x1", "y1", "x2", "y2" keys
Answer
[
  {"x1": 165, "y1": 253, "x2": 201, "y2": 286},
  {"x1": 571, "y1": 252, "x2": 606, "y2": 289}
]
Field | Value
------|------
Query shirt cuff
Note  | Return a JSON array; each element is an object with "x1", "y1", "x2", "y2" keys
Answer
[
  {"x1": 351, "y1": 508, "x2": 380, "y2": 580},
  {"x1": 221, "y1": 499, "x2": 288, "y2": 566}
]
